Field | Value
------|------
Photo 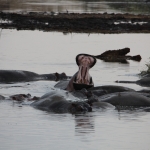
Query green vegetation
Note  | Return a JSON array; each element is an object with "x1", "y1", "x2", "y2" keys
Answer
[{"x1": 140, "y1": 58, "x2": 150, "y2": 76}]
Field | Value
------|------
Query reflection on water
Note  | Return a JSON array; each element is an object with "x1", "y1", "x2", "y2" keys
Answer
[
  {"x1": 116, "y1": 108, "x2": 148, "y2": 121},
  {"x1": 109, "y1": 2, "x2": 150, "y2": 14},
  {"x1": 1, "y1": 100, "x2": 150, "y2": 150},
  {"x1": 0, "y1": 0, "x2": 150, "y2": 14},
  {"x1": 75, "y1": 114, "x2": 95, "y2": 135}
]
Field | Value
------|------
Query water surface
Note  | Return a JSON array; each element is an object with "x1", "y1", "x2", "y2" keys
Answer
[
  {"x1": 0, "y1": 0, "x2": 150, "y2": 14},
  {"x1": 0, "y1": 29, "x2": 150, "y2": 150}
]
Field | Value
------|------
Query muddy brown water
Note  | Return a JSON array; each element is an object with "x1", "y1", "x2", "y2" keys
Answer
[{"x1": 0, "y1": 29, "x2": 150, "y2": 150}]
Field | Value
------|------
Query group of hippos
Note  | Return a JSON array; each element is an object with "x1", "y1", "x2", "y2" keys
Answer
[{"x1": 1, "y1": 53, "x2": 150, "y2": 114}]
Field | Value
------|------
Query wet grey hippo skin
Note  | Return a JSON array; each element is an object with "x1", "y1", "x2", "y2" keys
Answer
[
  {"x1": 143, "y1": 107, "x2": 150, "y2": 112},
  {"x1": 116, "y1": 77, "x2": 150, "y2": 87},
  {"x1": 55, "y1": 81, "x2": 135, "y2": 96},
  {"x1": 98, "y1": 92, "x2": 150, "y2": 107},
  {"x1": 55, "y1": 81, "x2": 150, "y2": 107},
  {"x1": 87, "y1": 85, "x2": 135, "y2": 96},
  {"x1": 31, "y1": 90, "x2": 92, "y2": 113},
  {"x1": 0, "y1": 95, "x2": 5, "y2": 100},
  {"x1": 54, "y1": 80, "x2": 70, "y2": 90},
  {"x1": 0, "y1": 70, "x2": 68, "y2": 83},
  {"x1": 85, "y1": 92, "x2": 115, "y2": 109}
]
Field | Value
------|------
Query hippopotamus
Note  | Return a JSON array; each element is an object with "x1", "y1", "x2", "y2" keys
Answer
[
  {"x1": 2, "y1": 53, "x2": 150, "y2": 111},
  {"x1": 10, "y1": 93, "x2": 31, "y2": 101},
  {"x1": 87, "y1": 85, "x2": 135, "y2": 96},
  {"x1": 31, "y1": 90, "x2": 92, "y2": 113},
  {"x1": 55, "y1": 78, "x2": 150, "y2": 108},
  {"x1": 66, "y1": 54, "x2": 97, "y2": 92},
  {"x1": 0, "y1": 95, "x2": 5, "y2": 100},
  {"x1": 0, "y1": 70, "x2": 68, "y2": 83},
  {"x1": 98, "y1": 92, "x2": 150, "y2": 107},
  {"x1": 53, "y1": 53, "x2": 150, "y2": 108},
  {"x1": 116, "y1": 77, "x2": 150, "y2": 87},
  {"x1": 55, "y1": 53, "x2": 136, "y2": 94},
  {"x1": 55, "y1": 80, "x2": 135, "y2": 95},
  {"x1": 84, "y1": 91, "x2": 115, "y2": 109}
]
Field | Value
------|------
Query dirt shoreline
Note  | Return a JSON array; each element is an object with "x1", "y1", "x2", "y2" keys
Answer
[{"x1": 0, "y1": 12, "x2": 150, "y2": 33}]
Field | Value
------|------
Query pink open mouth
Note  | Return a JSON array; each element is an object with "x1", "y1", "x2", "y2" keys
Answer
[
  {"x1": 75, "y1": 55, "x2": 94, "y2": 85},
  {"x1": 66, "y1": 54, "x2": 96, "y2": 91}
]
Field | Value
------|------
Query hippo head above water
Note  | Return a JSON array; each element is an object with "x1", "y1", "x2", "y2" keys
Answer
[
  {"x1": 69, "y1": 101, "x2": 92, "y2": 113},
  {"x1": 31, "y1": 90, "x2": 92, "y2": 113},
  {"x1": 66, "y1": 54, "x2": 97, "y2": 91}
]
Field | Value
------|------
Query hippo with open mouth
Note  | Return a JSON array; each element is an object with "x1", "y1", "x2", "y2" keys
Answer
[
  {"x1": 54, "y1": 54, "x2": 150, "y2": 109},
  {"x1": 66, "y1": 54, "x2": 96, "y2": 92},
  {"x1": 2, "y1": 53, "x2": 150, "y2": 111},
  {"x1": 31, "y1": 54, "x2": 115, "y2": 112}
]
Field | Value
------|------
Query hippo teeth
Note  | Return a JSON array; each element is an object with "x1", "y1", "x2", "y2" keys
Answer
[{"x1": 76, "y1": 66, "x2": 90, "y2": 84}]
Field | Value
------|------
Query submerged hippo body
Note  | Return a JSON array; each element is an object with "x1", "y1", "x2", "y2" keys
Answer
[
  {"x1": 31, "y1": 89, "x2": 115, "y2": 113},
  {"x1": 87, "y1": 85, "x2": 135, "y2": 96},
  {"x1": 54, "y1": 80, "x2": 150, "y2": 107},
  {"x1": 0, "y1": 95, "x2": 5, "y2": 100},
  {"x1": 116, "y1": 77, "x2": 150, "y2": 87},
  {"x1": 99, "y1": 92, "x2": 150, "y2": 107},
  {"x1": 136, "y1": 77, "x2": 150, "y2": 87},
  {"x1": 0, "y1": 70, "x2": 67, "y2": 83},
  {"x1": 55, "y1": 81, "x2": 135, "y2": 95},
  {"x1": 31, "y1": 90, "x2": 92, "y2": 113}
]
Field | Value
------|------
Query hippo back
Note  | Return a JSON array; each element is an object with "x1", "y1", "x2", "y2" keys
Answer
[
  {"x1": 99, "y1": 92, "x2": 150, "y2": 107},
  {"x1": 31, "y1": 90, "x2": 91, "y2": 113}
]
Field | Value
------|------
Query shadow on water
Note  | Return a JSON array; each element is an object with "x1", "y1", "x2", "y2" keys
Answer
[{"x1": 0, "y1": 0, "x2": 150, "y2": 14}]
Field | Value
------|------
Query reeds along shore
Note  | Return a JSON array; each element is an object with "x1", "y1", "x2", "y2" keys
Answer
[{"x1": 0, "y1": 12, "x2": 150, "y2": 33}]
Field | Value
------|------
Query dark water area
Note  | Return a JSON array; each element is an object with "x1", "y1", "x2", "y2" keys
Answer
[{"x1": 0, "y1": 0, "x2": 150, "y2": 14}]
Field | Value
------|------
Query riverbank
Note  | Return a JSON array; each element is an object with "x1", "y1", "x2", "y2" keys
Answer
[{"x1": 0, "y1": 12, "x2": 150, "y2": 33}]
